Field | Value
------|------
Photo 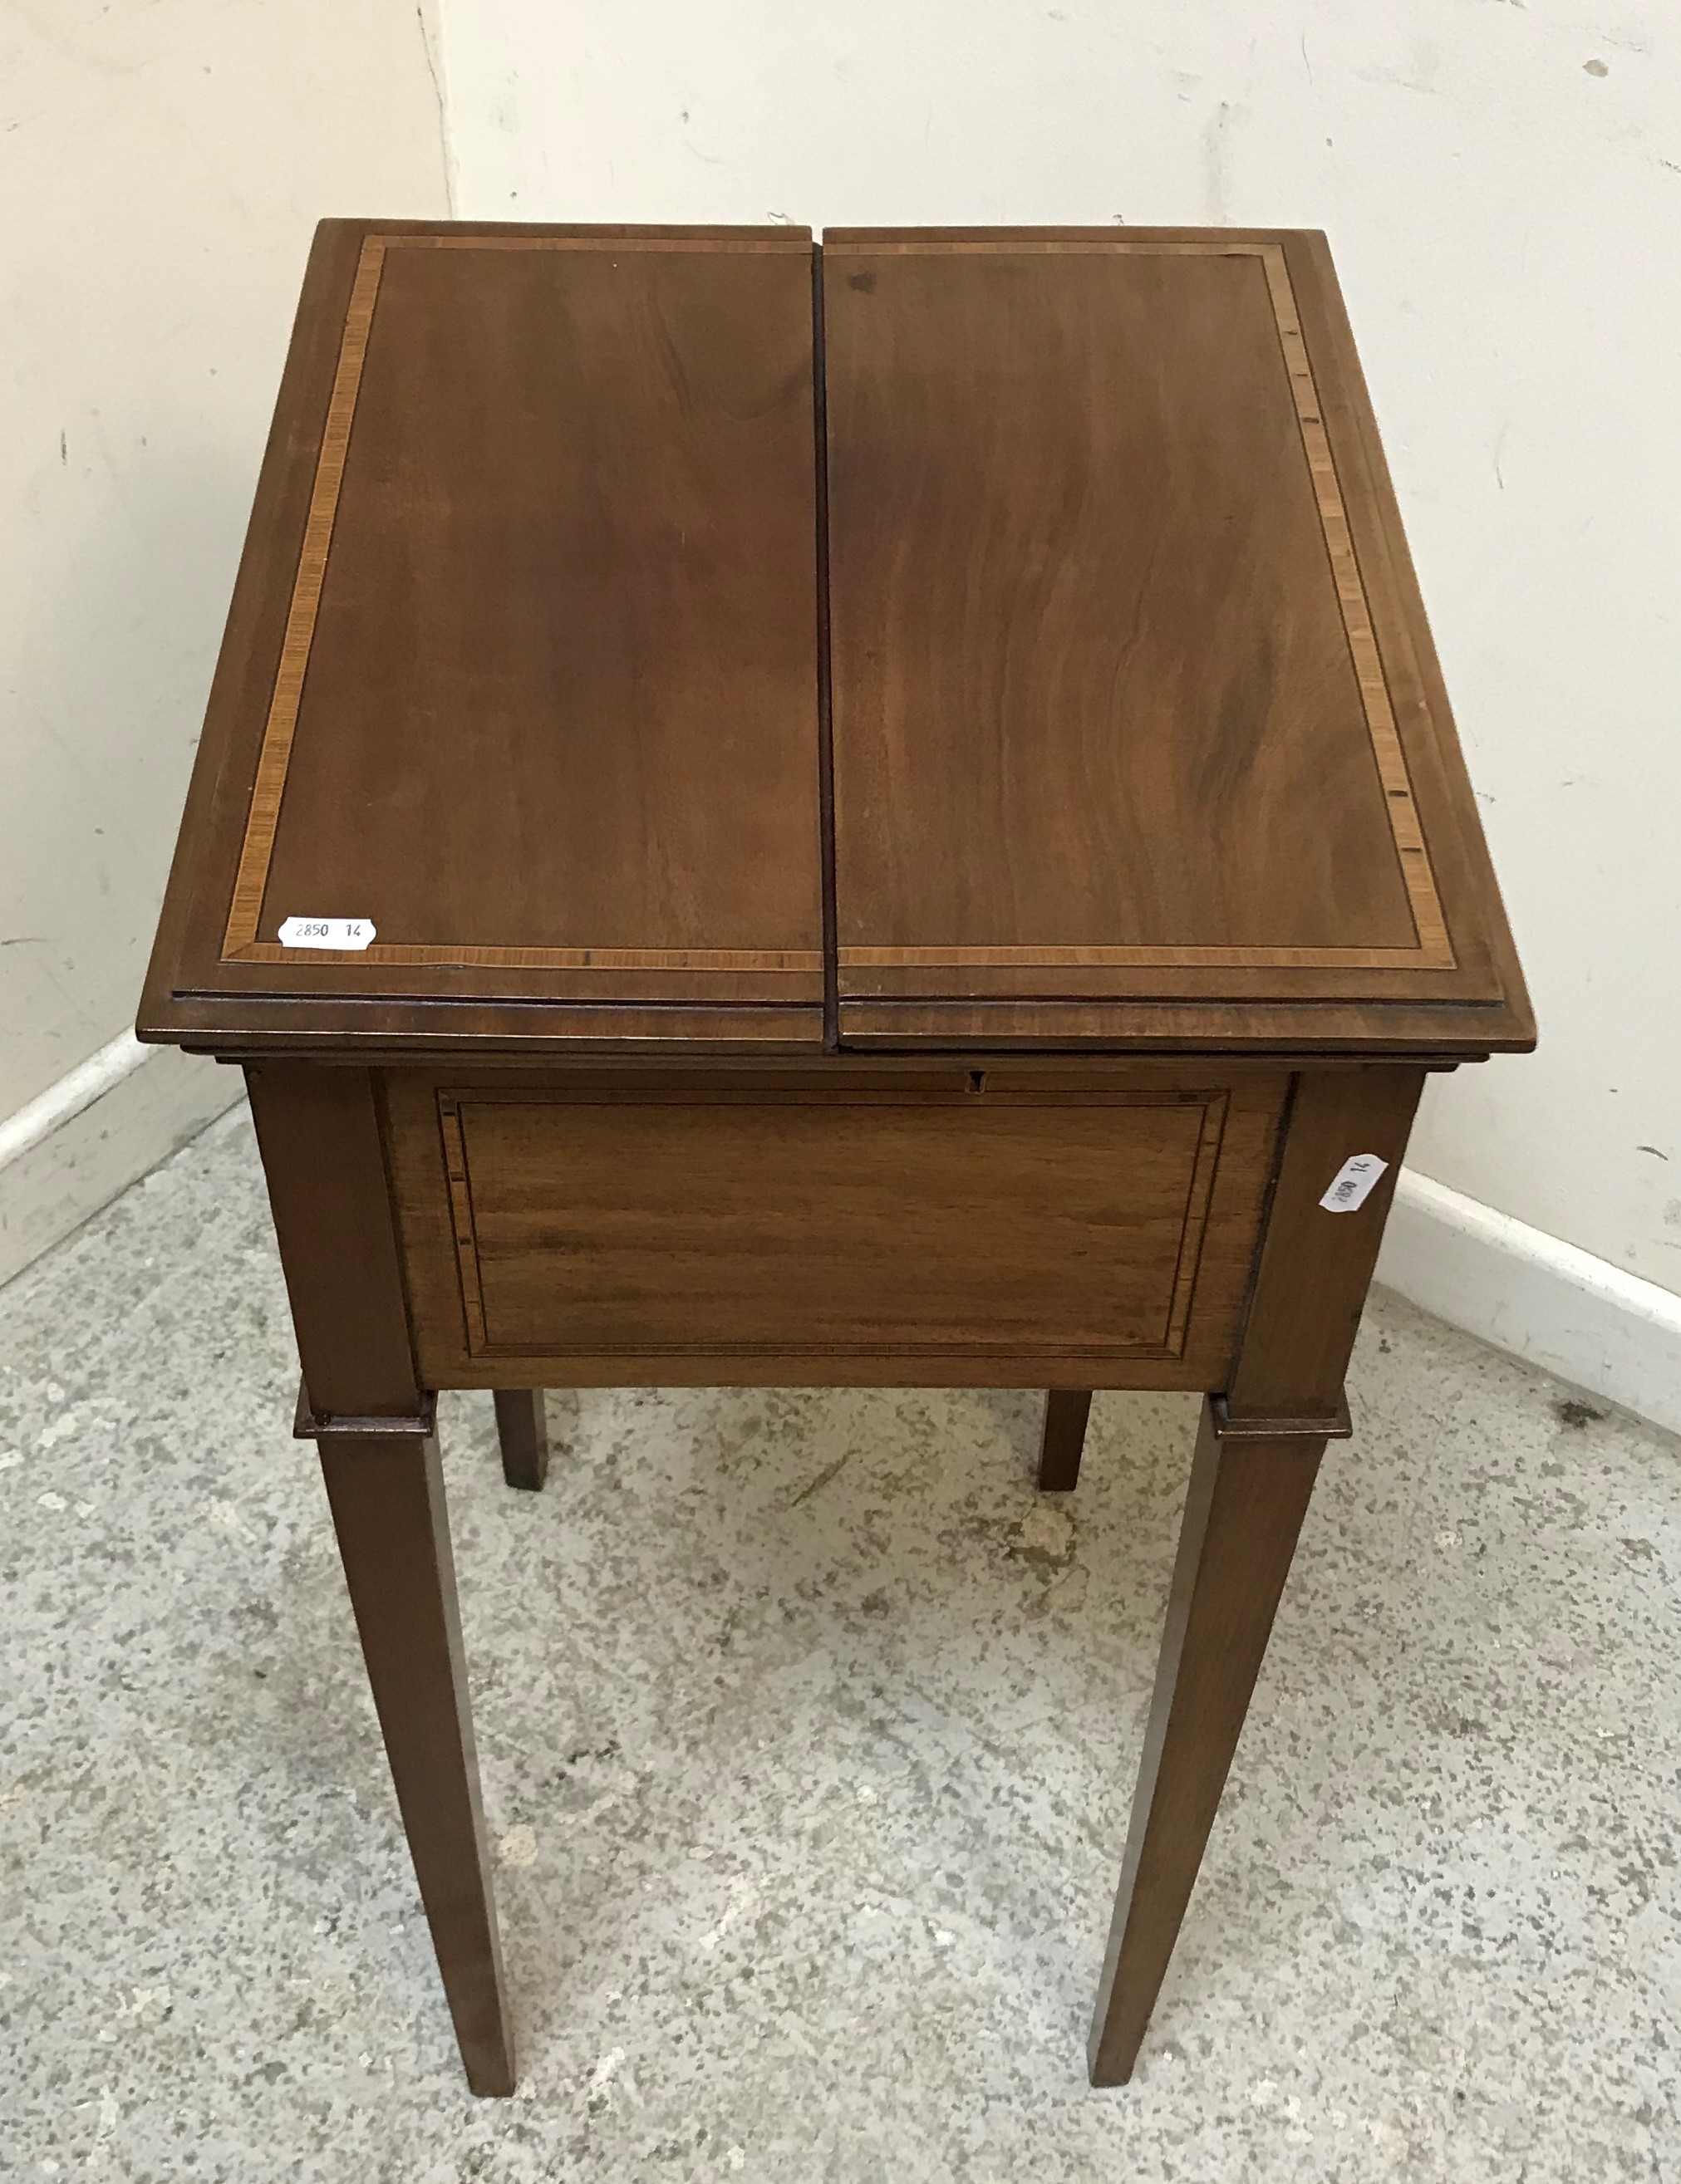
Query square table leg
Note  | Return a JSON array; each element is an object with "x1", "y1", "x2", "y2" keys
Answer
[
  {"x1": 1037, "y1": 1388, "x2": 1094, "y2": 1491},
  {"x1": 312, "y1": 1413, "x2": 515, "y2": 2095},
  {"x1": 1088, "y1": 1065, "x2": 1424, "y2": 2083},
  {"x1": 249, "y1": 1063, "x2": 516, "y2": 2095},
  {"x1": 1087, "y1": 1399, "x2": 1329, "y2": 2083},
  {"x1": 493, "y1": 1389, "x2": 550, "y2": 1491}
]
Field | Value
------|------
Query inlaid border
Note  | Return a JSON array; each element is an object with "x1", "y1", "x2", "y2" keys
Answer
[
  {"x1": 438, "y1": 1087, "x2": 1229, "y2": 1361},
  {"x1": 220, "y1": 232, "x2": 819, "y2": 974},
  {"x1": 827, "y1": 237, "x2": 1455, "y2": 975},
  {"x1": 222, "y1": 231, "x2": 1451, "y2": 979}
]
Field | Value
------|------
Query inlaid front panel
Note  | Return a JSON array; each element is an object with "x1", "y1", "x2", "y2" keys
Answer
[{"x1": 385, "y1": 1074, "x2": 1286, "y2": 1387}]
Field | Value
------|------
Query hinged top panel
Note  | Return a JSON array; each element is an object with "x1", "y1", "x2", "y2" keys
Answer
[
  {"x1": 141, "y1": 221, "x2": 825, "y2": 1053},
  {"x1": 822, "y1": 228, "x2": 1531, "y2": 1053},
  {"x1": 142, "y1": 222, "x2": 1529, "y2": 1058}
]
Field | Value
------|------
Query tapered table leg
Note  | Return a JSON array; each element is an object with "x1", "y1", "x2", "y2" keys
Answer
[
  {"x1": 252, "y1": 1065, "x2": 516, "y2": 2096},
  {"x1": 315, "y1": 1411, "x2": 515, "y2": 2097},
  {"x1": 1038, "y1": 1388, "x2": 1093, "y2": 1491},
  {"x1": 1088, "y1": 1396, "x2": 1334, "y2": 2084},
  {"x1": 494, "y1": 1389, "x2": 550, "y2": 1491},
  {"x1": 1085, "y1": 1067, "x2": 1423, "y2": 2083}
]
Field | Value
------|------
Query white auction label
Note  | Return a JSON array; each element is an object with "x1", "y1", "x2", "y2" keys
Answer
[
  {"x1": 278, "y1": 916, "x2": 376, "y2": 951},
  {"x1": 1320, "y1": 1153, "x2": 1389, "y2": 1213}
]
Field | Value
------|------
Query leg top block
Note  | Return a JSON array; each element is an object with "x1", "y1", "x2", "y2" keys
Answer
[
  {"x1": 294, "y1": 1380, "x2": 438, "y2": 1440},
  {"x1": 1209, "y1": 1391, "x2": 1351, "y2": 1442}
]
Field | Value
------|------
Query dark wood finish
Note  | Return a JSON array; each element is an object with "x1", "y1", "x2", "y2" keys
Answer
[
  {"x1": 1290, "y1": 231, "x2": 1535, "y2": 1054},
  {"x1": 164, "y1": 999, "x2": 825, "y2": 1057},
  {"x1": 450, "y1": 1092, "x2": 1226, "y2": 1358},
  {"x1": 828, "y1": 998, "x2": 1509, "y2": 1056},
  {"x1": 812, "y1": 240, "x2": 840, "y2": 1051},
  {"x1": 139, "y1": 222, "x2": 1531, "y2": 1065},
  {"x1": 381, "y1": 1069, "x2": 1286, "y2": 1388},
  {"x1": 493, "y1": 1389, "x2": 549, "y2": 1490},
  {"x1": 1088, "y1": 1058, "x2": 1418, "y2": 2078},
  {"x1": 1227, "y1": 1067, "x2": 1423, "y2": 1417},
  {"x1": 244, "y1": 1064, "x2": 419, "y2": 1416},
  {"x1": 313, "y1": 1420, "x2": 514, "y2": 2096},
  {"x1": 1038, "y1": 1389, "x2": 1093, "y2": 1492},
  {"x1": 1089, "y1": 1398, "x2": 1332, "y2": 2084},
  {"x1": 140, "y1": 222, "x2": 824, "y2": 1047},
  {"x1": 827, "y1": 238, "x2": 1429, "y2": 964},
  {"x1": 250, "y1": 1059, "x2": 512, "y2": 2092},
  {"x1": 136, "y1": 226, "x2": 1533, "y2": 2098},
  {"x1": 822, "y1": 229, "x2": 1531, "y2": 1055}
]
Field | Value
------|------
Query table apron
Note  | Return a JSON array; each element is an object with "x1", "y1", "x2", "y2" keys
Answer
[{"x1": 377, "y1": 1068, "x2": 1290, "y2": 1391}]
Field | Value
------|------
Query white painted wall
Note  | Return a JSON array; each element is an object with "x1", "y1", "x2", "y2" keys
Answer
[
  {"x1": 0, "y1": 0, "x2": 450, "y2": 1124},
  {"x1": 432, "y1": 0, "x2": 1681, "y2": 1298}
]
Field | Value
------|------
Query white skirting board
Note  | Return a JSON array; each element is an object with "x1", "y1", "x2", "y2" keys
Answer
[
  {"x1": 1376, "y1": 1170, "x2": 1681, "y2": 1439},
  {"x1": 0, "y1": 1033, "x2": 243, "y2": 1290}
]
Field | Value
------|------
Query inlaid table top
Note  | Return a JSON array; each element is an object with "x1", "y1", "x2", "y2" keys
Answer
[{"x1": 140, "y1": 221, "x2": 1530, "y2": 1063}]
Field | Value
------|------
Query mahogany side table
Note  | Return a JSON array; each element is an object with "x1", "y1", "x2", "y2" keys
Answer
[{"x1": 139, "y1": 221, "x2": 1532, "y2": 2095}]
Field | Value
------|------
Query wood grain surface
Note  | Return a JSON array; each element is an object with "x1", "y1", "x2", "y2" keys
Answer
[
  {"x1": 1088, "y1": 1399, "x2": 1328, "y2": 2084},
  {"x1": 138, "y1": 221, "x2": 1531, "y2": 1059},
  {"x1": 491, "y1": 1389, "x2": 550, "y2": 1491},
  {"x1": 826, "y1": 238, "x2": 1443, "y2": 967},
  {"x1": 154, "y1": 223, "x2": 825, "y2": 1033},
  {"x1": 1037, "y1": 1388, "x2": 1094, "y2": 1492},
  {"x1": 243, "y1": 1062, "x2": 421, "y2": 1416},
  {"x1": 314, "y1": 1426, "x2": 515, "y2": 2095},
  {"x1": 820, "y1": 229, "x2": 1530, "y2": 1050},
  {"x1": 382, "y1": 1067, "x2": 1288, "y2": 1386}
]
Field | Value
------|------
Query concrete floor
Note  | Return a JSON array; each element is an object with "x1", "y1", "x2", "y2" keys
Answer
[{"x1": 2, "y1": 1107, "x2": 1679, "y2": 2182}]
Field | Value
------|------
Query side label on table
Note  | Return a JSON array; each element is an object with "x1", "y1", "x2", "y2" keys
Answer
[
  {"x1": 278, "y1": 915, "x2": 376, "y2": 951},
  {"x1": 1320, "y1": 1153, "x2": 1389, "y2": 1213}
]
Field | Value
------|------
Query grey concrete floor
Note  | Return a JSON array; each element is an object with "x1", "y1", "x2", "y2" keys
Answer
[{"x1": 2, "y1": 1105, "x2": 1679, "y2": 2182}]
